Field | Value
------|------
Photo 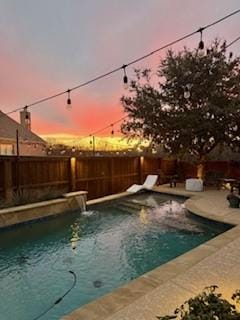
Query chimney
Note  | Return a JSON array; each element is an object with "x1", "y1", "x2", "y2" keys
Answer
[{"x1": 20, "y1": 107, "x2": 31, "y2": 130}]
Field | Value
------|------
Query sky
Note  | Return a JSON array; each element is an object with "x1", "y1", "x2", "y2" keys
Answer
[{"x1": 0, "y1": 0, "x2": 239, "y2": 137}]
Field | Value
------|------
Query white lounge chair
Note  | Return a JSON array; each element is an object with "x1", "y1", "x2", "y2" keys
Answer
[{"x1": 127, "y1": 175, "x2": 158, "y2": 193}]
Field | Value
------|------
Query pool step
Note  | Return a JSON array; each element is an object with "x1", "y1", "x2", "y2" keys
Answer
[
  {"x1": 115, "y1": 205, "x2": 138, "y2": 215},
  {"x1": 127, "y1": 200, "x2": 155, "y2": 208},
  {"x1": 115, "y1": 200, "x2": 153, "y2": 214}
]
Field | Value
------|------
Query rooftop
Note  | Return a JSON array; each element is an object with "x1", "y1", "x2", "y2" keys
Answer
[{"x1": 0, "y1": 111, "x2": 45, "y2": 144}]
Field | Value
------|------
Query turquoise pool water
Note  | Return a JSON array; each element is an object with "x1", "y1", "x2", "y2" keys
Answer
[{"x1": 0, "y1": 192, "x2": 231, "y2": 320}]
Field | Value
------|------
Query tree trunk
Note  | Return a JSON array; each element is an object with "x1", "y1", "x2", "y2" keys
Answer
[{"x1": 197, "y1": 156, "x2": 205, "y2": 180}]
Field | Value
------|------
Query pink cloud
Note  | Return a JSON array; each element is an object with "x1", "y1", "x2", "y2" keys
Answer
[{"x1": 0, "y1": 38, "x2": 126, "y2": 136}]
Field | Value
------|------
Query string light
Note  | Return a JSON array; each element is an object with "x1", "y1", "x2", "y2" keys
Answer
[
  {"x1": 76, "y1": 115, "x2": 128, "y2": 144},
  {"x1": 198, "y1": 27, "x2": 205, "y2": 50},
  {"x1": 24, "y1": 106, "x2": 30, "y2": 127},
  {"x1": 1, "y1": 9, "x2": 240, "y2": 118},
  {"x1": 111, "y1": 124, "x2": 114, "y2": 137},
  {"x1": 122, "y1": 65, "x2": 128, "y2": 89},
  {"x1": 24, "y1": 106, "x2": 29, "y2": 119},
  {"x1": 66, "y1": 89, "x2": 72, "y2": 110}
]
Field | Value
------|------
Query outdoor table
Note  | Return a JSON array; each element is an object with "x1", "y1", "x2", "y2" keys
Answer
[
  {"x1": 218, "y1": 178, "x2": 240, "y2": 195},
  {"x1": 166, "y1": 175, "x2": 178, "y2": 188}
]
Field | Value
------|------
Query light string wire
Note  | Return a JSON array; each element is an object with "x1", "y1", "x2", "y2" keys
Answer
[
  {"x1": 4, "y1": 9, "x2": 240, "y2": 118},
  {"x1": 47, "y1": 115, "x2": 129, "y2": 149},
  {"x1": 72, "y1": 33, "x2": 240, "y2": 143},
  {"x1": 78, "y1": 115, "x2": 128, "y2": 143},
  {"x1": 225, "y1": 35, "x2": 240, "y2": 48},
  {"x1": 47, "y1": 33, "x2": 240, "y2": 150}
]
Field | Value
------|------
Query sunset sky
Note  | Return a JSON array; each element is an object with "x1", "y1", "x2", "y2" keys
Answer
[{"x1": 0, "y1": 0, "x2": 239, "y2": 138}]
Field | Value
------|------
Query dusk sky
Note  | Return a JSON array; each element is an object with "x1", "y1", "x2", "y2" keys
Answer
[{"x1": 0, "y1": 0, "x2": 239, "y2": 137}]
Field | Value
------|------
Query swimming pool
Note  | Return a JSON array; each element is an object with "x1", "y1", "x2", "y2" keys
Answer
[{"x1": 0, "y1": 192, "x2": 231, "y2": 319}]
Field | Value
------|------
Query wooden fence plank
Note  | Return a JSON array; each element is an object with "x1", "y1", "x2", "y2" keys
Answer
[{"x1": 0, "y1": 155, "x2": 178, "y2": 201}]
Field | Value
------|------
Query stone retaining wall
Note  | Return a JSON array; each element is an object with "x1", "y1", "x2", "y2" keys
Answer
[{"x1": 0, "y1": 191, "x2": 87, "y2": 229}]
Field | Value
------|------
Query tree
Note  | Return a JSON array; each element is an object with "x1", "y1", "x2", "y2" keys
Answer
[{"x1": 121, "y1": 40, "x2": 240, "y2": 163}]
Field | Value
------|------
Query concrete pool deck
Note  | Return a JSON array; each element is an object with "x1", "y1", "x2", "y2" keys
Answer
[{"x1": 62, "y1": 185, "x2": 240, "y2": 320}]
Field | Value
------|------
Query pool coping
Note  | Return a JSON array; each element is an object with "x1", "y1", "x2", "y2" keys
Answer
[{"x1": 62, "y1": 186, "x2": 240, "y2": 320}]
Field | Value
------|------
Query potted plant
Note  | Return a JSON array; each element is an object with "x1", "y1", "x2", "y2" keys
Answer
[
  {"x1": 157, "y1": 286, "x2": 240, "y2": 320},
  {"x1": 227, "y1": 192, "x2": 240, "y2": 208}
]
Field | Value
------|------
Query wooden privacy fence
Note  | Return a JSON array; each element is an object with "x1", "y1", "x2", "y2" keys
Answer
[
  {"x1": 0, "y1": 156, "x2": 176, "y2": 201},
  {"x1": 1, "y1": 156, "x2": 239, "y2": 202},
  {"x1": 178, "y1": 160, "x2": 240, "y2": 180}
]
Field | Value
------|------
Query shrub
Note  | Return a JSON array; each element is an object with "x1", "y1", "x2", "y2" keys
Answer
[
  {"x1": 157, "y1": 286, "x2": 240, "y2": 320},
  {"x1": 0, "y1": 187, "x2": 68, "y2": 209}
]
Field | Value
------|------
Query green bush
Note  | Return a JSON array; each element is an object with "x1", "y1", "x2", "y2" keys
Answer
[{"x1": 157, "y1": 286, "x2": 240, "y2": 320}]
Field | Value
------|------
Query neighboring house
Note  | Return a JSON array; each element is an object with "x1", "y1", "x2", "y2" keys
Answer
[{"x1": 0, "y1": 109, "x2": 46, "y2": 156}]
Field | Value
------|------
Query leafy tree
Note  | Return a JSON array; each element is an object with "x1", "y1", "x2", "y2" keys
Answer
[
  {"x1": 157, "y1": 285, "x2": 240, "y2": 320},
  {"x1": 121, "y1": 40, "x2": 240, "y2": 163}
]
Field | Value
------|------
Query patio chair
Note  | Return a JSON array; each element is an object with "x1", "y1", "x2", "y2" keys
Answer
[{"x1": 127, "y1": 175, "x2": 158, "y2": 193}]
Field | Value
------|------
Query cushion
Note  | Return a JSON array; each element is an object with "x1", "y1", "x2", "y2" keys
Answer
[{"x1": 186, "y1": 178, "x2": 203, "y2": 192}]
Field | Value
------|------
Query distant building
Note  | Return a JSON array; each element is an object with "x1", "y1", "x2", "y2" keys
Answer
[{"x1": 0, "y1": 109, "x2": 46, "y2": 156}]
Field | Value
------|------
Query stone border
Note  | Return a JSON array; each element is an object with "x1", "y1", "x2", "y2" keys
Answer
[
  {"x1": 87, "y1": 192, "x2": 130, "y2": 206},
  {"x1": 0, "y1": 191, "x2": 87, "y2": 229},
  {"x1": 62, "y1": 188, "x2": 238, "y2": 320}
]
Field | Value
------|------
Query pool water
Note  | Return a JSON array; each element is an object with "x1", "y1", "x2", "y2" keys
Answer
[{"x1": 0, "y1": 192, "x2": 231, "y2": 320}]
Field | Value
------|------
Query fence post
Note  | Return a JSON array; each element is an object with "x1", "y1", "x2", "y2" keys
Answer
[
  {"x1": 110, "y1": 157, "x2": 114, "y2": 194},
  {"x1": 139, "y1": 156, "x2": 144, "y2": 183},
  {"x1": 3, "y1": 159, "x2": 13, "y2": 201},
  {"x1": 69, "y1": 157, "x2": 76, "y2": 192}
]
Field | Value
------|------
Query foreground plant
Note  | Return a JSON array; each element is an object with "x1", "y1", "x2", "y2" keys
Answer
[
  {"x1": 0, "y1": 187, "x2": 68, "y2": 209},
  {"x1": 157, "y1": 285, "x2": 240, "y2": 320}
]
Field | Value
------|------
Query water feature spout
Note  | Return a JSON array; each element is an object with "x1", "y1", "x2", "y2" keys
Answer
[
  {"x1": 75, "y1": 195, "x2": 86, "y2": 212},
  {"x1": 63, "y1": 191, "x2": 88, "y2": 212}
]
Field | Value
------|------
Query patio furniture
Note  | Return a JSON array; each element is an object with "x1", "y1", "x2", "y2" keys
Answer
[
  {"x1": 218, "y1": 178, "x2": 240, "y2": 195},
  {"x1": 167, "y1": 174, "x2": 178, "y2": 188},
  {"x1": 227, "y1": 192, "x2": 240, "y2": 208},
  {"x1": 185, "y1": 178, "x2": 203, "y2": 192},
  {"x1": 127, "y1": 175, "x2": 158, "y2": 193}
]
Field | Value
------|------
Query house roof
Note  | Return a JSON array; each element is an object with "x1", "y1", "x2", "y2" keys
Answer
[{"x1": 0, "y1": 111, "x2": 46, "y2": 144}]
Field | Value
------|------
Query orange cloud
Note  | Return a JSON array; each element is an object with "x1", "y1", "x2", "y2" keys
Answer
[{"x1": 0, "y1": 39, "x2": 125, "y2": 136}]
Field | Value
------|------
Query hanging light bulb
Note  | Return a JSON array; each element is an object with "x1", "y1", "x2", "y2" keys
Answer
[
  {"x1": 66, "y1": 89, "x2": 72, "y2": 110},
  {"x1": 122, "y1": 65, "x2": 128, "y2": 89},
  {"x1": 198, "y1": 28, "x2": 204, "y2": 51},
  {"x1": 24, "y1": 106, "x2": 31, "y2": 130},
  {"x1": 111, "y1": 124, "x2": 114, "y2": 137}
]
